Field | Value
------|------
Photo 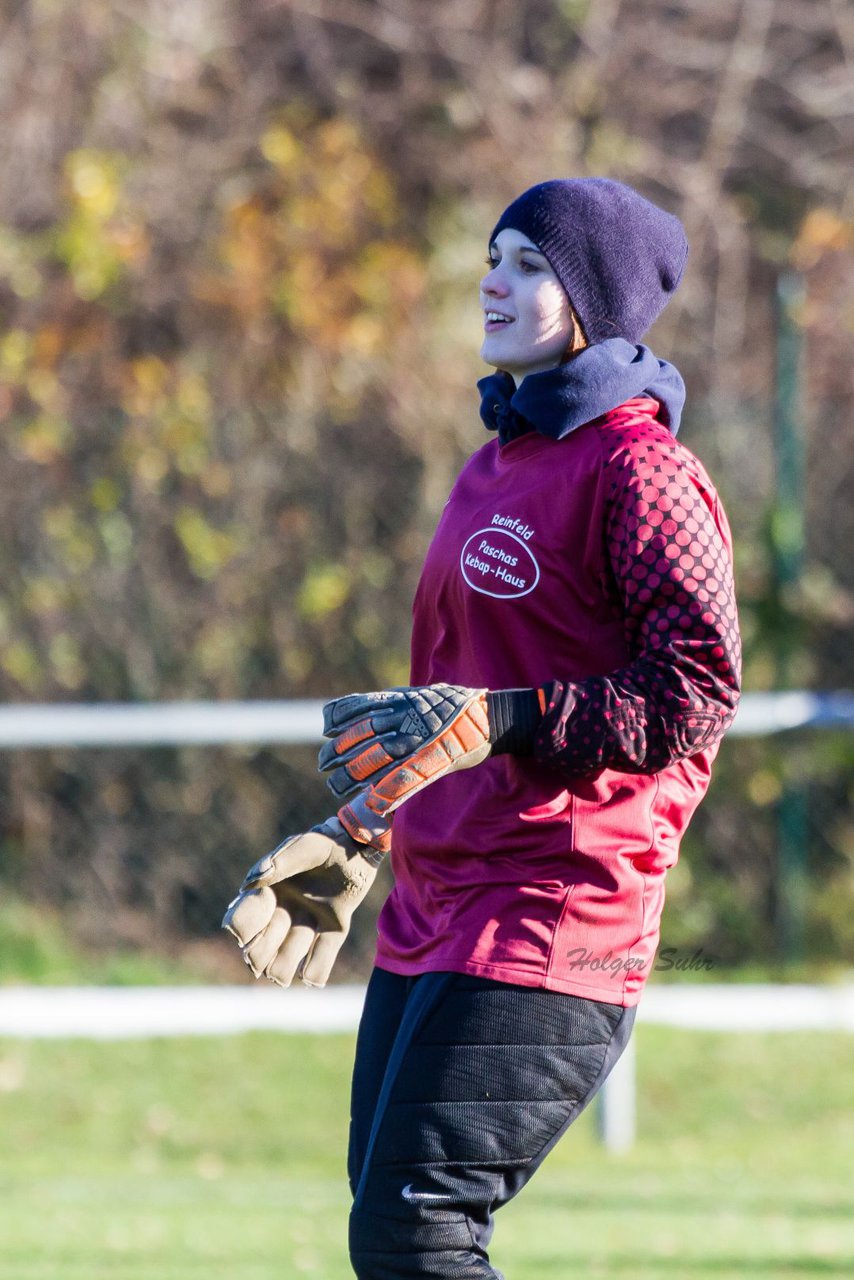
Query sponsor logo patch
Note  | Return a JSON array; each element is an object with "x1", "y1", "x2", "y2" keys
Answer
[
  {"x1": 401, "y1": 1182, "x2": 455, "y2": 1204},
  {"x1": 460, "y1": 527, "x2": 540, "y2": 599}
]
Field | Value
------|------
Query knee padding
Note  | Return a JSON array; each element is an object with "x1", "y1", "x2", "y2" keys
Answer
[{"x1": 349, "y1": 1204, "x2": 497, "y2": 1279}]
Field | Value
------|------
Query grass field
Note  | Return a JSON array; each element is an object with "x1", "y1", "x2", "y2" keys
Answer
[{"x1": 0, "y1": 1025, "x2": 851, "y2": 1279}]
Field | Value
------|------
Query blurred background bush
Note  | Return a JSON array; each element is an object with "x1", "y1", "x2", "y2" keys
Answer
[{"x1": 0, "y1": 0, "x2": 851, "y2": 981}]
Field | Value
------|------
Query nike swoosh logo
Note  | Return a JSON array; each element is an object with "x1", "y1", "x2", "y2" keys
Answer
[{"x1": 401, "y1": 1182, "x2": 455, "y2": 1204}]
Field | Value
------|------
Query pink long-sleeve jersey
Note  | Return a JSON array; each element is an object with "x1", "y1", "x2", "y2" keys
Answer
[{"x1": 375, "y1": 398, "x2": 741, "y2": 1005}]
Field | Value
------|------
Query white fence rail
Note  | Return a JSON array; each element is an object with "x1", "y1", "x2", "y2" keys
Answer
[
  {"x1": 0, "y1": 700, "x2": 322, "y2": 748},
  {"x1": 0, "y1": 983, "x2": 365, "y2": 1038},
  {"x1": 0, "y1": 983, "x2": 850, "y2": 1153},
  {"x1": 2, "y1": 982, "x2": 850, "y2": 1039},
  {"x1": 0, "y1": 690, "x2": 851, "y2": 749}
]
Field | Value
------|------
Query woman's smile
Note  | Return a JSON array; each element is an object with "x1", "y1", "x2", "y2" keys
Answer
[{"x1": 483, "y1": 309, "x2": 515, "y2": 332}]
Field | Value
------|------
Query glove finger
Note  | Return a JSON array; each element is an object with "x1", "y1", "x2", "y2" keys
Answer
[
  {"x1": 323, "y1": 746, "x2": 411, "y2": 799},
  {"x1": 265, "y1": 925, "x2": 317, "y2": 989},
  {"x1": 318, "y1": 722, "x2": 388, "y2": 769},
  {"x1": 321, "y1": 692, "x2": 407, "y2": 735},
  {"x1": 323, "y1": 766, "x2": 362, "y2": 801},
  {"x1": 221, "y1": 887, "x2": 277, "y2": 946},
  {"x1": 318, "y1": 726, "x2": 424, "y2": 776},
  {"x1": 239, "y1": 832, "x2": 304, "y2": 889},
  {"x1": 242, "y1": 905, "x2": 291, "y2": 978},
  {"x1": 299, "y1": 932, "x2": 346, "y2": 988},
  {"x1": 317, "y1": 721, "x2": 375, "y2": 772},
  {"x1": 242, "y1": 830, "x2": 334, "y2": 889}
]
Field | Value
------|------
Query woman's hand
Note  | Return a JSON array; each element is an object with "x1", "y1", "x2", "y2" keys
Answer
[
  {"x1": 222, "y1": 814, "x2": 386, "y2": 988},
  {"x1": 319, "y1": 684, "x2": 492, "y2": 809}
]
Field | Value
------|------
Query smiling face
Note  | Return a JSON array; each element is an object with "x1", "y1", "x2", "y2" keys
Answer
[{"x1": 480, "y1": 228, "x2": 585, "y2": 385}]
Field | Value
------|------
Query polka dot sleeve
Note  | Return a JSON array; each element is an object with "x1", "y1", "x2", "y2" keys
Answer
[{"x1": 534, "y1": 433, "x2": 742, "y2": 775}]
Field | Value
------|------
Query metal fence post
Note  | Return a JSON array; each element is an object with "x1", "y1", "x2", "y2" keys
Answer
[{"x1": 597, "y1": 1032, "x2": 636, "y2": 1153}]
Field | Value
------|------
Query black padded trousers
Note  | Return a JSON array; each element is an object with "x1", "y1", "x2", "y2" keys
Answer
[{"x1": 348, "y1": 968, "x2": 636, "y2": 1279}]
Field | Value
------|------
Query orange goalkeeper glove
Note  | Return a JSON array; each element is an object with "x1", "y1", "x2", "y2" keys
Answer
[{"x1": 318, "y1": 683, "x2": 541, "y2": 815}]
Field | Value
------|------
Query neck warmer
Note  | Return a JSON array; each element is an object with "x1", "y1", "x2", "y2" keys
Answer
[{"x1": 477, "y1": 337, "x2": 686, "y2": 445}]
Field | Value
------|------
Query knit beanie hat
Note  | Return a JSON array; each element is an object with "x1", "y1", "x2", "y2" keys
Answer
[{"x1": 488, "y1": 178, "x2": 688, "y2": 345}]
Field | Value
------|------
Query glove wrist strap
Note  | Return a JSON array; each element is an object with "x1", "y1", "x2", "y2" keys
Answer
[
  {"x1": 337, "y1": 793, "x2": 391, "y2": 862},
  {"x1": 486, "y1": 688, "x2": 542, "y2": 756}
]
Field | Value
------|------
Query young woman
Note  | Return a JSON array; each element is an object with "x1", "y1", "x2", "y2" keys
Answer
[{"x1": 224, "y1": 178, "x2": 741, "y2": 1278}]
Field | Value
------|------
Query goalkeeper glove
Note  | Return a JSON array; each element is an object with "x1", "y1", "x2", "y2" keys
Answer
[
  {"x1": 222, "y1": 799, "x2": 388, "y2": 989},
  {"x1": 318, "y1": 683, "x2": 541, "y2": 814}
]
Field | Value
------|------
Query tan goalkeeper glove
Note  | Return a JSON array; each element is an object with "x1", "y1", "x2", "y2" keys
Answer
[
  {"x1": 222, "y1": 797, "x2": 388, "y2": 989},
  {"x1": 318, "y1": 683, "x2": 541, "y2": 815}
]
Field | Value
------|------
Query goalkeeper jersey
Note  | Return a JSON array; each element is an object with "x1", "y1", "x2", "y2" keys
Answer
[{"x1": 374, "y1": 395, "x2": 741, "y2": 1005}]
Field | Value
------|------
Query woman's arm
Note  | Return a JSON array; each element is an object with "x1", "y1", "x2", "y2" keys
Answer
[{"x1": 533, "y1": 436, "x2": 741, "y2": 774}]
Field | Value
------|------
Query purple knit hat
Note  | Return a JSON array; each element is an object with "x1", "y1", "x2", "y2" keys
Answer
[{"x1": 488, "y1": 178, "x2": 688, "y2": 345}]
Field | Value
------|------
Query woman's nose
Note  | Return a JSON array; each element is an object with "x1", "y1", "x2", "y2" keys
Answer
[{"x1": 481, "y1": 266, "x2": 508, "y2": 296}]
